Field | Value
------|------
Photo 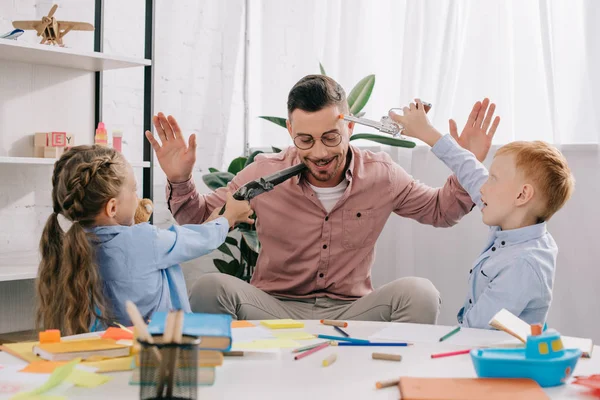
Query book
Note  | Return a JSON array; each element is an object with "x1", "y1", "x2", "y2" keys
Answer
[
  {"x1": 489, "y1": 308, "x2": 593, "y2": 357},
  {"x1": 148, "y1": 312, "x2": 232, "y2": 351},
  {"x1": 259, "y1": 319, "x2": 304, "y2": 329},
  {"x1": 32, "y1": 338, "x2": 130, "y2": 362},
  {"x1": 398, "y1": 377, "x2": 549, "y2": 400},
  {"x1": 198, "y1": 350, "x2": 223, "y2": 367}
]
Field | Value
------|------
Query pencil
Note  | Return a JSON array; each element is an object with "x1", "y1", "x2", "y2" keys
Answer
[
  {"x1": 331, "y1": 342, "x2": 410, "y2": 347},
  {"x1": 294, "y1": 341, "x2": 330, "y2": 360},
  {"x1": 320, "y1": 319, "x2": 348, "y2": 328},
  {"x1": 372, "y1": 352, "x2": 402, "y2": 362},
  {"x1": 316, "y1": 334, "x2": 369, "y2": 344},
  {"x1": 375, "y1": 378, "x2": 400, "y2": 389},
  {"x1": 292, "y1": 341, "x2": 331, "y2": 353},
  {"x1": 439, "y1": 326, "x2": 461, "y2": 342},
  {"x1": 333, "y1": 325, "x2": 350, "y2": 337},
  {"x1": 322, "y1": 353, "x2": 337, "y2": 367},
  {"x1": 430, "y1": 349, "x2": 471, "y2": 359}
]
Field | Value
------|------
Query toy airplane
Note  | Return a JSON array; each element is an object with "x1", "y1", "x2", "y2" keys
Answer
[
  {"x1": 218, "y1": 163, "x2": 307, "y2": 215},
  {"x1": 0, "y1": 29, "x2": 24, "y2": 40},
  {"x1": 12, "y1": 4, "x2": 94, "y2": 46},
  {"x1": 339, "y1": 101, "x2": 432, "y2": 138}
]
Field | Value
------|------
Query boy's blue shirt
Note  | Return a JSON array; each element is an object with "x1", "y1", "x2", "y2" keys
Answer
[
  {"x1": 88, "y1": 217, "x2": 229, "y2": 330},
  {"x1": 431, "y1": 135, "x2": 556, "y2": 329}
]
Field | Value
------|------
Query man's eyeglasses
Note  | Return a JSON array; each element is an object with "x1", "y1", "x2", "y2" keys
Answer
[{"x1": 293, "y1": 132, "x2": 342, "y2": 150}]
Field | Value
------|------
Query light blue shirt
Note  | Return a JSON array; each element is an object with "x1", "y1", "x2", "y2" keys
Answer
[
  {"x1": 432, "y1": 135, "x2": 556, "y2": 329},
  {"x1": 89, "y1": 217, "x2": 229, "y2": 330}
]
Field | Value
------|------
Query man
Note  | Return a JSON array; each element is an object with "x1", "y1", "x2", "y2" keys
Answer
[{"x1": 145, "y1": 75, "x2": 499, "y2": 323}]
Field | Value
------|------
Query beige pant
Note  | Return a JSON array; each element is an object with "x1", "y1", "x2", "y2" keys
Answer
[{"x1": 189, "y1": 273, "x2": 441, "y2": 324}]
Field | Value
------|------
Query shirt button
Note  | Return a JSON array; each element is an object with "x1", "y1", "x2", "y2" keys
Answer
[
  {"x1": 319, "y1": 273, "x2": 324, "y2": 278},
  {"x1": 469, "y1": 269, "x2": 473, "y2": 274},
  {"x1": 501, "y1": 241, "x2": 505, "y2": 245},
  {"x1": 356, "y1": 212, "x2": 361, "y2": 218},
  {"x1": 322, "y1": 244, "x2": 327, "y2": 249},
  {"x1": 469, "y1": 299, "x2": 472, "y2": 304},
  {"x1": 325, "y1": 216, "x2": 329, "y2": 221},
  {"x1": 492, "y1": 247, "x2": 496, "y2": 251}
]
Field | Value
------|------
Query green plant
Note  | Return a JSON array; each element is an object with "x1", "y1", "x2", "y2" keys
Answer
[
  {"x1": 202, "y1": 147, "x2": 281, "y2": 281},
  {"x1": 259, "y1": 63, "x2": 415, "y2": 148}
]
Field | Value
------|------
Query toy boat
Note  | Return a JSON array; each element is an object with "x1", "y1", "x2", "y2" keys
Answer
[{"x1": 471, "y1": 324, "x2": 581, "y2": 387}]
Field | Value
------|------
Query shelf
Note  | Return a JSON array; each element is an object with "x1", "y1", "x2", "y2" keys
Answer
[
  {"x1": 0, "y1": 156, "x2": 150, "y2": 168},
  {"x1": 0, "y1": 266, "x2": 37, "y2": 282},
  {"x1": 0, "y1": 39, "x2": 151, "y2": 71}
]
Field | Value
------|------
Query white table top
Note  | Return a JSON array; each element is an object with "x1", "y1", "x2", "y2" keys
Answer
[{"x1": 0, "y1": 320, "x2": 598, "y2": 399}]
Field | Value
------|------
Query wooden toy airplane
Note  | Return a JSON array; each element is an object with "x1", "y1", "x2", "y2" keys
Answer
[{"x1": 12, "y1": 4, "x2": 93, "y2": 46}]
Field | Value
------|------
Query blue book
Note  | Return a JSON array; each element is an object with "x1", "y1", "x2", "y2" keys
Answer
[{"x1": 148, "y1": 312, "x2": 232, "y2": 351}]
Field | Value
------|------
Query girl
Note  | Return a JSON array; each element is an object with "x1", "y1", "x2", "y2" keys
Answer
[{"x1": 37, "y1": 145, "x2": 253, "y2": 335}]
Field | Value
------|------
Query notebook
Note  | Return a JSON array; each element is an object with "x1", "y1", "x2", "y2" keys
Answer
[
  {"x1": 489, "y1": 308, "x2": 593, "y2": 357},
  {"x1": 198, "y1": 350, "x2": 224, "y2": 367},
  {"x1": 33, "y1": 338, "x2": 130, "y2": 361},
  {"x1": 398, "y1": 377, "x2": 549, "y2": 400},
  {"x1": 148, "y1": 312, "x2": 232, "y2": 351},
  {"x1": 259, "y1": 319, "x2": 304, "y2": 329}
]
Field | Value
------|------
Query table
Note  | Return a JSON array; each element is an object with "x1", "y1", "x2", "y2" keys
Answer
[{"x1": 1, "y1": 321, "x2": 598, "y2": 399}]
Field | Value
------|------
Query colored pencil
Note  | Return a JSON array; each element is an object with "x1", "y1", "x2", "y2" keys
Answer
[
  {"x1": 294, "y1": 341, "x2": 330, "y2": 360},
  {"x1": 439, "y1": 326, "x2": 461, "y2": 342},
  {"x1": 430, "y1": 349, "x2": 471, "y2": 358}
]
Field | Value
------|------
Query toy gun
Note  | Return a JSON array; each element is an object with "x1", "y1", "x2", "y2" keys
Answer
[
  {"x1": 339, "y1": 101, "x2": 432, "y2": 138},
  {"x1": 218, "y1": 163, "x2": 308, "y2": 215}
]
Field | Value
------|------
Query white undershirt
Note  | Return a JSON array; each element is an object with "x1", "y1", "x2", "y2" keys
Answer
[{"x1": 308, "y1": 179, "x2": 348, "y2": 213}]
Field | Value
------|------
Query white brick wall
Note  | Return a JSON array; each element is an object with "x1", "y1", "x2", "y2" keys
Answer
[{"x1": 0, "y1": 0, "x2": 245, "y2": 332}]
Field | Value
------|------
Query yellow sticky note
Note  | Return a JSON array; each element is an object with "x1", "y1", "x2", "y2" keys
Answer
[
  {"x1": 10, "y1": 395, "x2": 66, "y2": 400},
  {"x1": 232, "y1": 339, "x2": 300, "y2": 350},
  {"x1": 273, "y1": 331, "x2": 315, "y2": 341},
  {"x1": 66, "y1": 369, "x2": 111, "y2": 388},
  {"x1": 260, "y1": 319, "x2": 304, "y2": 329}
]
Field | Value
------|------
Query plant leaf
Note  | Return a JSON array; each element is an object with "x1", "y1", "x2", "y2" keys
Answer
[
  {"x1": 213, "y1": 259, "x2": 229, "y2": 273},
  {"x1": 202, "y1": 172, "x2": 235, "y2": 190},
  {"x1": 258, "y1": 116, "x2": 287, "y2": 129},
  {"x1": 348, "y1": 75, "x2": 375, "y2": 115},
  {"x1": 224, "y1": 259, "x2": 242, "y2": 276},
  {"x1": 241, "y1": 229, "x2": 260, "y2": 254},
  {"x1": 244, "y1": 150, "x2": 264, "y2": 167},
  {"x1": 217, "y1": 243, "x2": 234, "y2": 259},
  {"x1": 319, "y1": 62, "x2": 327, "y2": 76},
  {"x1": 271, "y1": 146, "x2": 282, "y2": 153},
  {"x1": 225, "y1": 236, "x2": 238, "y2": 246},
  {"x1": 228, "y1": 157, "x2": 247, "y2": 175},
  {"x1": 240, "y1": 237, "x2": 258, "y2": 267},
  {"x1": 208, "y1": 167, "x2": 219, "y2": 173},
  {"x1": 349, "y1": 133, "x2": 416, "y2": 148},
  {"x1": 355, "y1": 111, "x2": 365, "y2": 118}
]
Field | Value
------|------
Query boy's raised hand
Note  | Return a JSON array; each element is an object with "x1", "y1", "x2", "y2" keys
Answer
[
  {"x1": 388, "y1": 99, "x2": 443, "y2": 147},
  {"x1": 449, "y1": 98, "x2": 500, "y2": 162},
  {"x1": 222, "y1": 192, "x2": 255, "y2": 228},
  {"x1": 145, "y1": 113, "x2": 197, "y2": 183}
]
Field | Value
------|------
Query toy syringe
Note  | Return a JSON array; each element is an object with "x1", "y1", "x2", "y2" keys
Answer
[{"x1": 339, "y1": 101, "x2": 432, "y2": 137}]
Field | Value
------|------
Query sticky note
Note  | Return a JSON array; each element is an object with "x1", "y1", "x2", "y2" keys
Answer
[
  {"x1": 20, "y1": 361, "x2": 67, "y2": 374},
  {"x1": 260, "y1": 319, "x2": 304, "y2": 329},
  {"x1": 231, "y1": 320, "x2": 255, "y2": 328},
  {"x1": 101, "y1": 327, "x2": 133, "y2": 341},
  {"x1": 38, "y1": 330, "x2": 61, "y2": 344},
  {"x1": 11, "y1": 358, "x2": 79, "y2": 399},
  {"x1": 66, "y1": 369, "x2": 111, "y2": 388}
]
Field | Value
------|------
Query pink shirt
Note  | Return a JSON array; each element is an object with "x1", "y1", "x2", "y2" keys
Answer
[{"x1": 167, "y1": 146, "x2": 474, "y2": 300}]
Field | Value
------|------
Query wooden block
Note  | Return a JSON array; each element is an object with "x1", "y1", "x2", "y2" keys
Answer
[
  {"x1": 65, "y1": 133, "x2": 74, "y2": 147},
  {"x1": 34, "y1": 146, "x2": 45, "y2": 158},
  {"x1": 34, "y1": 132, "x2": 49, "y2": 147},
  {"x1": 50, "y1": 132, "x2": 67, "y2": 147},
  {"x1": 44, "y1": 146, "x2": 64, "y2": 158}
]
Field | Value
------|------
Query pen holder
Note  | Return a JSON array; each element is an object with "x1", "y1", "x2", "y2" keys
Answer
[{"x1": 138, "y1": 336, "x2": 201, "y2": 400}]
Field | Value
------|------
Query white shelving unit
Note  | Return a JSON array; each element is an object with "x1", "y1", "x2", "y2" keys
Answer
[
  {"x1": 0, "y1": 156, "x2": 150, "y2": 168},
  {"x1": 0, "y1": 40, "x2": 150, "y2": 71},
  {"x1": 0, "y1": 25, "x2": 153, "y2": 282}
]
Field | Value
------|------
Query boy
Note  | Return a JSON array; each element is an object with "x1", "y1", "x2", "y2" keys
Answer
[{"x1": 390, "y1": 100, "x2": 575, "y2": 329}]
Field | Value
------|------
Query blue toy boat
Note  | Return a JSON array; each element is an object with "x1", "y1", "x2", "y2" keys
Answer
[{"x1": 471, "y1": 324, "x2": 581, "y2": 387}]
